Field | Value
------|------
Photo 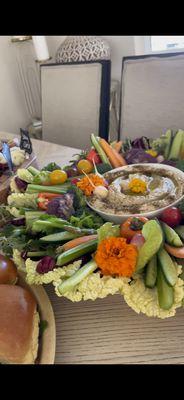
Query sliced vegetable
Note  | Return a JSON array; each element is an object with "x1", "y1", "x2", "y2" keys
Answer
[
  {"x1": 40, "y1": 231, "x2": 79, "y2": 242},
  {"x1": 27, "y1": 166, "x2": 40, "y2": 176},
  {"x1": 56, "y1": 239, "x2": 98, "y2": 266},
  {"x1": 157, "y1": 265, "x2": 174, "y2": 310},
  {"x1": 136, "y1": 220, "x2": 163, "y2": 271},
  {"x1": 168, "y1": 129, "x2": 184, "y2": 160},
  {"x1": 26, "y1": 184, "x2": 70, "y2": 194},
  {"x1": 33, "y1": 171, "x2": 51, "y2": 185},
  {"x1": 86, "y1": 149, "x2": 101, "y2": 164},
  {"x1": 111, "y1": 147, "x2": 127, "y2": 166},
  {"x1": 90, "y1": 134, "x2": 111, "y2": 165},
  {"x1": 163, "y1": 129, "x2": 173, "y2": 159},
  {"x1": 157, "y1": 247, "x2": 177, "y2": 286},
  {"x1": 160, "y1": 221, "x2": 183, "y2": 247},
  {"x1": 113, "y1": 141, "x2": 123, "y2": 153},
  {"x1": 145, "y1": 254, "x2": 157, "y2": 288},
  {"x1": 61, "y1": 234, "x2": 98, "y2": 252},
  {"x1": 174, "y1": 225, "x2": 184, "y2": 241},
  {"x1": 99, "y1": 138, "x2": 121, "y2": 168},
  {"x1": 58, "y1": 259, "x2": 98, "y2": 294},
  {"x1": 37, "y1": 193, "x2": 63, "y2": 210},
  {"x1": 164, "y1": 243, "x2": 184, "y2": 258}
]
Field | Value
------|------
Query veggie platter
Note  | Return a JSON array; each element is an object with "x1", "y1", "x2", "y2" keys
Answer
[{"x1": 1, "y1": 130, "x2": 184, "y2": 320}]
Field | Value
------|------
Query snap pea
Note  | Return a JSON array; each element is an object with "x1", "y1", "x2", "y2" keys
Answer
[
  {"x1": 157, "y1": 266, "x2": 174, "y2": 310},
  {"x1": 157, "y1": 247, "x2": 177, "y2": 287},
  {"x1": 174, "y1": 226, "x2": 184, "y2": 242},
  {"x1": 145, "y1": 254, "x2": 157, "y2": 288},
  {"x1": 160, "y1": 221, "x2": 183, "y2": 247}
]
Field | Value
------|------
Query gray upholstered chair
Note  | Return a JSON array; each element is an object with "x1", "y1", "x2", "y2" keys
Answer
[{"x1": 119, "y1": 52, "x2": 184, "y2": 140}]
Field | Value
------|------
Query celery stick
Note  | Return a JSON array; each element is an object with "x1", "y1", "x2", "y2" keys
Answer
[
  {"x1": 27, "y1": 166, "x2": 40, "y2": 176},
  {"x1": 26, "y1": 184, "x2": 69, "y2": 194},
  {"x1": 91, "y1": 133, "x2": 111, "y2": 165},
  {"x1": 27, "y1": 251, "x2": 48, "y2": 257},
  {"x1": 58, "y1": 259, "x2": 98, "y2": 294},
  {"x1": 40, "y1": 231, "x2": 79, "y2": 242},
  {"x1": 56, "y1": 239, "x2": 98, "y2": 266}
]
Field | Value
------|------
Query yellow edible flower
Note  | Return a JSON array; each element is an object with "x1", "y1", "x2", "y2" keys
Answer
[
  {"x1": 145, "y1": 150, "x2": 158, "y2": 157},
  {"x1": 128, "y1": 178, "x2": 147, "y2": 194}
]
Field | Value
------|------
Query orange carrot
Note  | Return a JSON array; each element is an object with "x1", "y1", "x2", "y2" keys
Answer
[
  {"x1": 114, "y1": 141, "x2": 123, "y2": 153},
  {"x1": 111, "y1": 147, "x2": 127, "y2": 166},
  {"x1": 99, "y1": 138, "x2": 121, "y2": 168},
  {"x1": 164, "y1": 243, "x2": 184, "y2": 258},
  {"x1": 62, "y1": 235, "x2": 98, "y2": 252}
]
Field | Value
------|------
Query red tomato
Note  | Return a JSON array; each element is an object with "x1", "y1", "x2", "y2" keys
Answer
[
  {"x1": 160, "y1": 207, "x2": 182, "y2": 228},
  {"x1": 86, "y1": 149, "x2": 102, "y2": 164}
]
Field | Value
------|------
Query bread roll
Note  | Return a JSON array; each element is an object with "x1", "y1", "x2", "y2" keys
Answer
[{"x1": 0, "y1": 284, "x2": 39, "y2": 364}]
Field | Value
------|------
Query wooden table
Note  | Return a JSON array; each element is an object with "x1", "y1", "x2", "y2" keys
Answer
[{"x1": 1, "y1": 132, "x2": 184, "y2": 364}]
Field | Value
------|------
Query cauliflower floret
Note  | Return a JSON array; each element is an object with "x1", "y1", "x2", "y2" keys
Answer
[
  {"x1": 13, "y1": 249, "x2": 26, "y2": 272},
  {"x1": 7, "y1": 193, "x2": 38, "y2": 209},
  {"x1": 10, "y1": 148, "x2": 25, "y2": 166},
  {"x1": 54, "y1": 272, "x2": 130, "y2": 302},
  {"x1": 6, "y1": 206, "x2": 22, "y2": 217},
  {"x1": 120, "y1": 265, "x2": 184, "y2": 319},
  {"x1": 10, "y1": 177, "x2": 20, "y2": 193},
  {"x1": 17, "y1": 168, "x2": 34, "y2": 183},
  {"x1": 25, "y1": 258, "x2": 82, "y2": 285}
]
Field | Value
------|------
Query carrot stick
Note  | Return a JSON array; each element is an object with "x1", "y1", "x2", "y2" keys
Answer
[
  {"x1": 62, "y1": 235, "x2": 98, "y2": 252},
  {"x1": 114, "y1": 141, "x2": 123, "y2": 153},
  {"x1": 99, "y1": 138, "x2": 121, "y2": 168},
  {"x1": 164, "y1": 243, "x2": 184, "y2": 258},
  {"x1": 111, "y1": 147, "x2": 127, "y2": 166}
]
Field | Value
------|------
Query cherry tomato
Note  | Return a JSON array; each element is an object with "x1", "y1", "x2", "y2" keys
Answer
[
  {"x1": 0, "y1": 254, "x2": 18, "y2": 284},
  {"x1": 77, "y1": 159, "x2": 93, "y2": 174},
  {"x1": 120, "y1": 217, "x2": 148, "y2": 240},
  {"x1": 50, "y1": 170, "x2": 68, "y2": 185},
  {"x1": 160, "y1": 207, "x2": 182, "y2": 228}
]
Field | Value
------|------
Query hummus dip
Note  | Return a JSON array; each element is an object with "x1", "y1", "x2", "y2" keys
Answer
[{"x1": 88, "y1": 165, "x2": 184, "y2": 215}]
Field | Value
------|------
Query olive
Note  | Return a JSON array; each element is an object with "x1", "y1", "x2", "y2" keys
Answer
[{"x1": 0, "y1": 254, "x2": 18, "y2": 284}]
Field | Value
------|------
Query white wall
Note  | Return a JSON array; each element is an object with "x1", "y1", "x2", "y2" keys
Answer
[
  {"x1": 0, "y1": 35, "x2": 137, "y2": 135},
  {"x1": 0, "y1": 36, "x2": 29, "y2": 134}
]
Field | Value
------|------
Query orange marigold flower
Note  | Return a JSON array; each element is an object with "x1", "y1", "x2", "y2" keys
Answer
[
  {"x1": 94, "y1": 236, "x2": 138, "y2": 277},
  {"x1": 77, "y1": 174, "x2": 106, "y2": 196}
]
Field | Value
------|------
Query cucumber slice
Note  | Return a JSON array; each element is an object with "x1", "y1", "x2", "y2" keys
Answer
[
  {"x1": 168, "y1": 129, "x2": 184, "y2": 160},
  {"x1": 56, "y1": 239, "x2": 98, "y2": 266},
  {"x1": 157, "y1": 247, "x2": 177, "y2": 287},
  {"x1": 157, "y1": 266, "x2": 174, "y2": 310},
  {"x1": 39, "y1": 231, "x2": 79, "y2": 242},
  {"x1": 145, "y1": 254, "x2": 157, "y2": 288},
  {"x1": 161, "y1": 221, "x2": 183, "y2": 247},
  {"x1": 163, "y1": 129, "x2": 172, "y2": 159}
]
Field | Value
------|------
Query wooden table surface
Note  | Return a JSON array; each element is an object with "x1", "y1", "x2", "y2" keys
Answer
[{"x1": 1, "y1": 131, "x2": 184, "y2": 364}]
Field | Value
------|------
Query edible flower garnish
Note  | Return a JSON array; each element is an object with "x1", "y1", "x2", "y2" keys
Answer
[
  {"x1": 128, "y1": 178, "x2": 147, "y2": 194},
  {"x1": 145, "y1": 149, "x2": 158, "y2": 157},
  {"x1": 77, "y1": 174, "x2": 106, "y2": 196},
  {"x1": 94, "y1": 237, "x2": 138, "y2": 277}
]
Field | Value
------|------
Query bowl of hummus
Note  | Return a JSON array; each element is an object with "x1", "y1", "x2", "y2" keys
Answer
[{"x1": 87, "y1": 163, "x2": 184, "y2": 224}]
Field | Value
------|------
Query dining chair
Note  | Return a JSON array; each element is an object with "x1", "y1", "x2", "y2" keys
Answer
[
  {"x1": 41, "y1": 60, "x2": 111, "y2": 149},
  {"x1": 119, "y1": 52, "x2": 184, "y2": 140}
]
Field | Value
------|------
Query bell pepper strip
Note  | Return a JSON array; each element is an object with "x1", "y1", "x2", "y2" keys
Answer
[{"x1": 37, "y1": 193, "x2": 63, "y2": 210}]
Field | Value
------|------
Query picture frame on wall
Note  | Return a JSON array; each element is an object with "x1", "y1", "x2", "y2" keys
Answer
[{"x1": 41, "y1": 60, "x2": 111, "y2": 149}]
